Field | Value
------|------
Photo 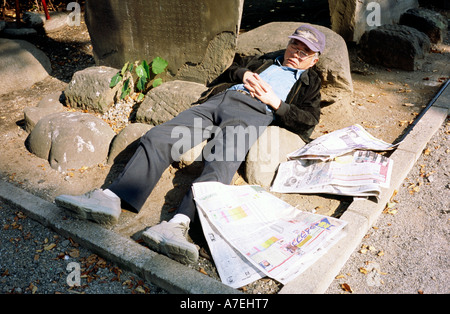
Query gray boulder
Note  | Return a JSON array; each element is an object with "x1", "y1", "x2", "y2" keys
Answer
[
  {"x1": 245, "y1": 126, "x2": 305, "y2": 187},
  {"x1": 27, "y1": 112, "x2": 115, "y2": 171},
  {"x1": 0, "y1": 39, "x2": 51, "y2": 95},
  {"x1": 359, "y1": 24, "x2": 431, "y2": 71},
  {"x1": 108, "y1": 123, "x2": 152, "y2": 164},
  {"x1": 24, "y1": 92, "x2": 65, "y2": 133},
  {"x1": 64, "y1": 66, "x2": 122, "y2": 113},
  {"x1": 135, "y1": 80, "x2": 208, "y2": 125}
]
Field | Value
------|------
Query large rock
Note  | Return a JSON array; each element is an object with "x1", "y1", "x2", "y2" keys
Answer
[
  {"x1": 400, "y1": 8, "x2": 448, "y2": 44},
  {"x1": 359, "y1": 24, "x2": 431, "y2": 71},
  {"x1": 245, "y1": 126, "x2": 305, "y2": 187},
  {"x1": 108, "y1": 123, "x2": 153, "y2": 164},
  {"x1": 236, "y1": 22, "x2": 353, "y2": 107},
  {"x1": 135, "y1": 80, "x2": 208, "y2": 126},
  {"x1": 64, "y1": 66, "x2": 122, "y2": 113},
  {"x1": 0, "y1": 39, "x2": 51, "y2": 95},
  {"x1": 85, "y1": 0, "x2": 244, "y2": 85},
  {"x1": 27, "y1": 112, "x2": 115, "y2": 171},
  {"x1": 23, "y1": 92, "x2": 65, "y2": 133}
]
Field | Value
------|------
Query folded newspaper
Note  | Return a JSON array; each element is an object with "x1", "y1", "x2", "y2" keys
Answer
[
  {"x1": 287, "y1": 124, "x2": 399, "y2": 161},
  {"x1": 271, "y1": 150, "x2": 393, "y2": 198},
  {"x1": 271, "y1": 124, "x2": 397, "y2": 198},
  {"x1": 192, "y1": 182, "x2": 347, "y2": 288}
]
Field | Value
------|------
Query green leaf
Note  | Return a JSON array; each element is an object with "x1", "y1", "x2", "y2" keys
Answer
[
  {"x1": 120, "y1": 78, "x2": 131, "y2": 99},
  {"x1": 152, "y1": 78, "x2": 163, "y2": 88},
  {"x1": 151, "y1": 57, "x2": 168, "y2": 75},
  {"x1": 137, "y1": 93, "x2": 145, "y2": 102},
  {"x1": 136, "y1": 64, "x2": 147, "y2": 78},
  {"x1": 120, "y1": 62, "x2": 129, "y2": 76},
  {"x1": 136, "y1": 76, "x2": 147, "y2": 91},
  {"x1": 142, "y1": 60, "x2": 150, "y2": 79},
  {"x1": 110, "y1": 73, "x2": 123, "y2": 88}
]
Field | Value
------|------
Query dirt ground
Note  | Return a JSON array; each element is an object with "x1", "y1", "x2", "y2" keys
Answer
[{"x1": 0, "y1": 7, "x2": 448, "y2": 293}]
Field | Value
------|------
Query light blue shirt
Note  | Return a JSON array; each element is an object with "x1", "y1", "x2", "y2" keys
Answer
[{"x1": 228, "y1": 57, "x2": 304, "y2": 105}]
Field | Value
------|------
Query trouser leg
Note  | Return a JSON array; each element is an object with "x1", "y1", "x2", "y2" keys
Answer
[
  {"x1": 176, "y1": 92, "x2": 274, "y2": 221},
  {"x1": 108, "y1": 94, "x2": 224, "y2": 211}
]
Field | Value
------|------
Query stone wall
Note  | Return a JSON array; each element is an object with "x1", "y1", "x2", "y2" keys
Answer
[{"x1": 85, "y1": 0, "x2": 244, "y2": 85}]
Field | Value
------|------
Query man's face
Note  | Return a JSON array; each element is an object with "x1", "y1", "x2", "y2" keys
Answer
[{"x1": 283, "y1": 39, "x2": 319, "y2": 70}]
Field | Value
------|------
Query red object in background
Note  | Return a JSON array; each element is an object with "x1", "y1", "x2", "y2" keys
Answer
[
  {"x1": 41, "y1": 0, "x2": 51, "y2": 20},
  {"x1": 14, "y1": 0, "x2": 51, "y2": 28}
]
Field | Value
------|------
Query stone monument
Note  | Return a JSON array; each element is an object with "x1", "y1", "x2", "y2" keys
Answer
[{"x1": 84, "y1": 0, "x2": 244, "y2": 85}]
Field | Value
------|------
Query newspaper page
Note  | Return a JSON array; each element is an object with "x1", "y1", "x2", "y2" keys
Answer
[
  {"x1": 197, "y1": 209, "x2": 265, "y2": 288},
  {"x1": 271, "y1": 150, "x2": 393, "y2": 197},
  {"x1": 288, "y1": 124, "x2": 398, "y2": 161},
  {"x1": 192, "y1": 182, "x2": 347, "y2": 285}
]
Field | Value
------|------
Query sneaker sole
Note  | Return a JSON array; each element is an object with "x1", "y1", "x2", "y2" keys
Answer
[
  {"x1": 55, "y1": 196, "x2": 119, "y2": 225},
  {"x1": 142, "y1": 229, "x2": 198, "y2": 264}
]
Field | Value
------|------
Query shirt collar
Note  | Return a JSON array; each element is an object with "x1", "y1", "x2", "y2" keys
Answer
[{"x1": 275, "y1": 56, "x2": 304, "y2": 80}]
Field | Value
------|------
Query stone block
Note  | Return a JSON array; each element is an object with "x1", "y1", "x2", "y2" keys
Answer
[
  {"x1": 359, "y1": 24, "x2": 431, "y2": 71},
  {"x1": 135, "y1": 80, "x2": 208, "y2": 126},
  {"x1": 85, "y1": 0, "x2": 244, "y2": 85},
  {"x1": 400, "y1": 8, "x2": 448, "y2": 43},
  {"x1": 64, "y1": 66, "x2": 122, "y2": 113}
]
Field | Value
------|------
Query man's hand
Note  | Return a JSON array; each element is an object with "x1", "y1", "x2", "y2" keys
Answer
[{"x1": 243, "y1": 71, "x2": 281, "y2": 110}]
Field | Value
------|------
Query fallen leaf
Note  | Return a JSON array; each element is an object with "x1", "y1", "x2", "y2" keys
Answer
[
  {"x1": 335, "y1": 274, "x2": 346, "y2": 279},
  {"x1": 341, "y1": 283, "x2": 353, "y2": 293},
  {"x1": 44, "y1": 243, "x2": 56, "y2": 251},
  {"x1": 359, "y1": 267, "x2": 369, "y2": 274}
]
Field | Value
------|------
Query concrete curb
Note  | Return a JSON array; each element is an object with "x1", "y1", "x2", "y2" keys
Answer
[{"x1": 0, "y1": 84, "x2": 448, "y2": 294}]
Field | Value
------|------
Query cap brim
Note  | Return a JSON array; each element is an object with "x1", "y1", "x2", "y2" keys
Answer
[{"x1": 288, "y1": 35, "x2": 320, "y2": 53}]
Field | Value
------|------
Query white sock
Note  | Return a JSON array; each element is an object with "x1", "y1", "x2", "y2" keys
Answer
[
  {"x1": 103, "y1": 189, "x2": 120, "y2": 199},
  {"x1": 169, "y1": 213, "x2": 190, "y2": 225}
]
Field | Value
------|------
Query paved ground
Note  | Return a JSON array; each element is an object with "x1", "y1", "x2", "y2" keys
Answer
[{"x1": 326, "y1": 118, "x2": 449, "y2": 294}]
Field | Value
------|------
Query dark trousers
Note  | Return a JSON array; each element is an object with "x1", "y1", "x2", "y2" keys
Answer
[{"x1": 108, "y1": 91, "x2": 274, "y2": 221}]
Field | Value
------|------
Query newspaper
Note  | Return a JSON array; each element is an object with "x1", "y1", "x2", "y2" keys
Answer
[
  {"x1": 192, "y1": 182, "x2": 347, "y2": 286},
  {"x1": 271, "y1": 150, "x2": 393, "y2": 198},
  {"x1": 287, "y1": 124, "x2": 398, "y2": 161}
]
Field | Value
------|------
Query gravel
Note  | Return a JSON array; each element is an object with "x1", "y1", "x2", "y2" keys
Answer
[{"x1": 0, "y1": 200, "x2": 167, "y2": 294}]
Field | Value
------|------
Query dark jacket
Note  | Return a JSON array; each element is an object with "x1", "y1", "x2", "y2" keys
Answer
[{"x1": 201, "y1": 52, "x2": 322, "y2": 143}]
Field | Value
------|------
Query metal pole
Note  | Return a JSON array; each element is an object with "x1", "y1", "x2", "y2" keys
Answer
[{"x1": 41, "y1": 0, "x2": 50, "y2": 20}]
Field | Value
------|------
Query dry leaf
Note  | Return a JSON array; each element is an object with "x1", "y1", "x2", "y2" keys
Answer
[
  {"x1": 341, "y1": 283, "x2": 353, "y2": 293},
  {"x1": 359, "y1": 267, "x2": 369, "y2": 274},
  {"x1": 335, "y1": 274, "x2": 346, "y2": 279},
  {"x1": 44, "y1": 243, "x2": 56, "y2": 251}
]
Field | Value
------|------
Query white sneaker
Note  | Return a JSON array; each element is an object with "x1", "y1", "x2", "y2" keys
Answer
[
  {"x1": 142, "y1": 221, "x2": 199, "y2": 264},
  {"x1": 55, "y1": 189, "x2": 121, "y2": 225}
]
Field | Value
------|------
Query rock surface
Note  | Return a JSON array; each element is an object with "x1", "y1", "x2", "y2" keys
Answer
[
  {"x1": 0, "y1": 38, "x2": 51, "y2": 95},
  {"x1": 359, "y1": 24, "x2": 431, "y2": 71},
  {"x1": 64, "y1": 66, "x2": 122, "y2": 113},
  {"x1": 27, "y1": 112, "x2": 115, "y2": 172}
]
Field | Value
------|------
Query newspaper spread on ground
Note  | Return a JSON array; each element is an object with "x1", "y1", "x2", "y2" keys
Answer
[
  {"x1": 192, "y1": 182, "x2": 347, "y2": 286},
  {"x1": 271, "y1": 150, "x2": 393, "y2": 198},
  {"x1": 287, "y1": 124, "x2": 399, "y2": 161}
]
